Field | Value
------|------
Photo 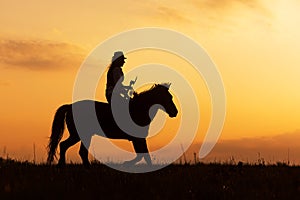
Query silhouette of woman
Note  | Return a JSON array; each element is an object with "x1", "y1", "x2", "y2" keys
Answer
[{"x1": 105, "y1": 51, "x2": 131, "y2": 103}]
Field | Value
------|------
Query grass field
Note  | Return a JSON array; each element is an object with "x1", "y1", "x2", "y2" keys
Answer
[{"x1": 1, "y1": 158, "x2": 300, "y2": 200}]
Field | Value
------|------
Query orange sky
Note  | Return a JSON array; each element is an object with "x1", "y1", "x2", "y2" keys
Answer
[{"x1": 1, "y1": 0, "x2": 300, "y2": 163}]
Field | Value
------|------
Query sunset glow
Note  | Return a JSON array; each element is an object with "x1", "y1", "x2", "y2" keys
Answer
[{"x1": 1, "y1": 0, "x2": 300, "y2": 164}]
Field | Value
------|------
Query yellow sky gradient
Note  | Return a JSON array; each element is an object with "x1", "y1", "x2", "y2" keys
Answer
[{"x1": 1, "y1": 0, "x2": 300, "y2": 163}]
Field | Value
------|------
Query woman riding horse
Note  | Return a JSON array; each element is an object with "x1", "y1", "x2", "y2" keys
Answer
[{"x1": 47, "y1": 83, "x2": 178, "y2": 167}]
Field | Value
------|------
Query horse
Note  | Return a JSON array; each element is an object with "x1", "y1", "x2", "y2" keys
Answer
[{"x1": 47, "y1": 83, "x2": 178, "y2": 167}]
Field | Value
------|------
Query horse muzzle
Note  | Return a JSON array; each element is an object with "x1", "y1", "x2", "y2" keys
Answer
[{"x1": 169, "y1": 110, "x2": 178, "y2": 118}]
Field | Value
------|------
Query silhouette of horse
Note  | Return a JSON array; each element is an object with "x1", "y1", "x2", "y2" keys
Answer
[{"x1": 47, "y1": 83, "x2": 178, "y2": 167}]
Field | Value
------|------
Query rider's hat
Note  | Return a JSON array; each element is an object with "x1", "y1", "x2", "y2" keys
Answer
[{"x1": 112, "y1": 51, "x2": 127, "y2": 62}]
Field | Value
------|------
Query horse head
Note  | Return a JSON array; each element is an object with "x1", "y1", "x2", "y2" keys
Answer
[
  {"x1": 130, "y1": 83, "x2": 178, "y2": 119},
  {"x1": 154, "y1": 83, "x2": 178, "y2": 118}
]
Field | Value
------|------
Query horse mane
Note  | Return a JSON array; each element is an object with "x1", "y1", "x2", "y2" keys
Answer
[{"x1": 132, "y1": 83, "x2": 171, "y2": 99}]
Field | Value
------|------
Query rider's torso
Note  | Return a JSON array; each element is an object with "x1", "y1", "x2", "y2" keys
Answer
[{"x1": 106, "y1": 66, "x2": 124, "y2": 91}]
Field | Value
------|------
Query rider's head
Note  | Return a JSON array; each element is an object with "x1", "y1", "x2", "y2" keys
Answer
[{"x1": 112, "y1": 51, "x2": 126, "y2": 67}]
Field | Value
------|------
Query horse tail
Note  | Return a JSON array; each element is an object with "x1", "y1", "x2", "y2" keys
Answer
[{"x1": 47, "y1": 104, "x2": 71, "y2": 164}]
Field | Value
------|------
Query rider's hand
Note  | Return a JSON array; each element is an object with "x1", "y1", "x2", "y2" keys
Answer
[{"x1": 122, "y1": 84, "x2": 132, "y2": 90}]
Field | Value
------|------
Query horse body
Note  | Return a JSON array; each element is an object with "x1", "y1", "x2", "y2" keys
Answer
[{"x1": 47, "y1": 83, "x2": 178, "y2": 167}]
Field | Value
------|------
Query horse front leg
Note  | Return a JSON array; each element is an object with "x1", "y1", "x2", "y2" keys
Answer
[
  {"x1": 124, "y1": 138, "x2": 152, "y2": 166},
  {"x1": 79, "y1": 135, "x2": 92, "y2": 167},
  {"x1": 143, "y1": 153, "x2": 152, "y2": 166},
  {"x1": 123, "y1": 154, "x2": 143, "y2": 166}
]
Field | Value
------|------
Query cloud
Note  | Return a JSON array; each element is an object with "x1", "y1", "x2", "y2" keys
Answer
[
  {"x1": 155, "y1": 6, "x2": 193, "y2": 24},
  {"x1": 191, "y1": 0, "x2": 267, "y2": 13},
  {"x1": 0, "y1": 80, "x2": 10, "y2": 87},
  {"x1": 193, "y1": 0, "x2": 273, "y2": 22},
  {"x1": 0, "y1": 39, "x2": 86, "y2": 70},
  {"x1": 186, "y1": 131, "x2": 300, "y2": 164},
  {"x1": 191, "y1": 0, "x2": 274, "y2": 32},
  {"x1": 143, "y1": 0, "x2": 273, "y2": 33}
]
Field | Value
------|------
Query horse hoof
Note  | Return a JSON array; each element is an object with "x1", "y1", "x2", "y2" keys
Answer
[
  {"x1": 123, "y1": 161, "x2": 135, "y2": 167},
  {"x1": 57, "y1": 164, "x2": 65, "y2": 169},
  {"x1": 57, "y1": 160, "x2": 66, "y2": 168},
  {"x1": 83, "y1": 162, "x2": 91, "y2": 169}
]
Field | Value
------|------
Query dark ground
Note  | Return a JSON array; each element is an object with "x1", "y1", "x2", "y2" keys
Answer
[{"x1": 1, "y1": 158, "x2": 300, "y2": 200}]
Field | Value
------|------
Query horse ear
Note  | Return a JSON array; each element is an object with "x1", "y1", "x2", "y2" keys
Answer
[
  {"x1": 160, "y1": 83, "x2": 170, "y2": 89},
  {"x1": 165, "y1": 82, "x2": 171, "y2": 89}
]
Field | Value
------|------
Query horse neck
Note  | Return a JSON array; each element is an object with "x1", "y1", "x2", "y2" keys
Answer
[{"x1": 131, "y1": 92, "x2": 160, "y2": 125}]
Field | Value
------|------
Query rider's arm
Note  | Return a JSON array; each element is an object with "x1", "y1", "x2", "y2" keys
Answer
[
  {"x1": 122, "y1": 85, "x2": 131, "y2": 90},
  {"x1": 112, "y1": 68, "x2": 132, "y2": 90}
]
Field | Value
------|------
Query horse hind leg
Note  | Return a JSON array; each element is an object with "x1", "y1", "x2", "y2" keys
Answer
[
  {"x1": 77, "y1": 132, "x2": 93, "y2": 167},
  {"x1": 58, "y1": 135, "x2": 80, "y2": 166},
  {"x1": 79, "y1": 141, "x2": 91, "y2": 167}
]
